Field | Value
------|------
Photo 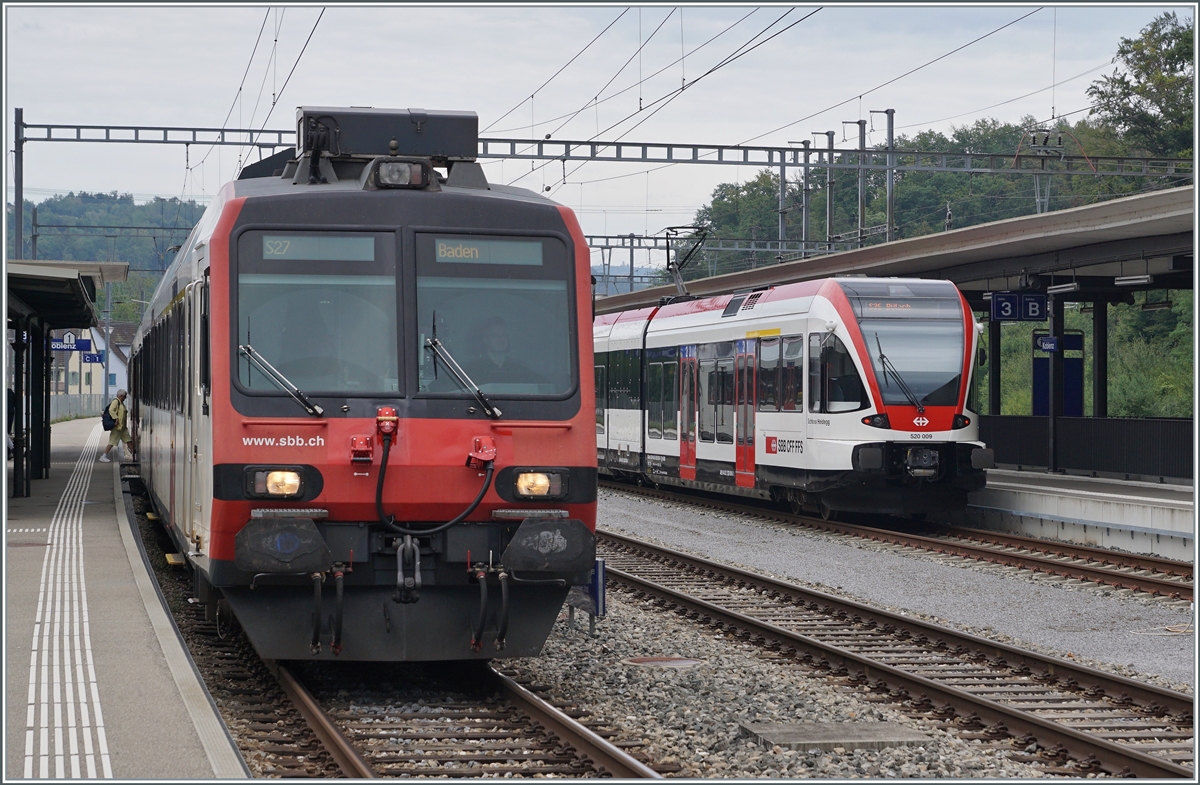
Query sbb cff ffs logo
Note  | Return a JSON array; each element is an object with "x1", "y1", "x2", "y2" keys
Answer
[{"x1": 765, "y1": 436, "x2": 803, "y2": 455}]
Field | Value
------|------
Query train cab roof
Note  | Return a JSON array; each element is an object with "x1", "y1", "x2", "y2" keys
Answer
[{"x1": 231, "y1": 105, "x2": 549, "y2": 205}]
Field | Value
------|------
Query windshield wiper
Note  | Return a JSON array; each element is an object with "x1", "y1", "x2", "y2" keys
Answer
[
  {"x1": 424, "y1": 337, "x2": 503, "y2": 419},
  {"x1": 238, "y1": 344, "x2": 325, "y2": 417},
  {"x1": 874, "y1": 333, "x2": 924, "y2": 413}
]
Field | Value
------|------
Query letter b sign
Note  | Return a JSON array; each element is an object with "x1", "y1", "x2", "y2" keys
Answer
[{"x1": 1021, "y1": 294, "x2": 1047, "y2": 321}]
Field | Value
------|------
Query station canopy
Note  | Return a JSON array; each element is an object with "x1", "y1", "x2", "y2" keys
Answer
[
  {"x1": 595, "y1": 185, "x2": 1193, "y2": 315},
  {"x1": 7, "y1": 260, "x2": 128, "y2": 327}
]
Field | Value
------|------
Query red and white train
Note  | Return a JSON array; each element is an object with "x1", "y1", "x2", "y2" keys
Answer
[
  {"x1": 131, "y1": 107, "x2": 597, "y2": 661},
  {"x1": 594, "y1": 277, "x2": 993, "y2": 516}
]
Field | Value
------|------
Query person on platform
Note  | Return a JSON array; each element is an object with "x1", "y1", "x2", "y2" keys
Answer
[{"x1": 99, "y1": 390, "x2": 131, "y2": 463}]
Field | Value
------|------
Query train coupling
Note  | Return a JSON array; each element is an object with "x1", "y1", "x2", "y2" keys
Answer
[
  {"x1": 905, "y1": 447, "x2": 940, "y2": 478},
  {"x1": 392, "y1": 534, "x2": 422, "y2": 604}
]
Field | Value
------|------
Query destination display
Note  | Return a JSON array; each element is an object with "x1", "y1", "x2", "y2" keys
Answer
[
  {"x1": 434, "y1": 238, "x2": 543, "y2": 266},
  {"x1": 262, "y1": 235, "x2": 375, "y2": 261}
]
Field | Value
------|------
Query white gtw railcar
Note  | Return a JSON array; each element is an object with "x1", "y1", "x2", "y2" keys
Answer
[{"x1": 594, "y1": 277, "x2": 993, "y2": 517}]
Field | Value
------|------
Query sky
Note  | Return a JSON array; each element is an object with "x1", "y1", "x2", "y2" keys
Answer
[{"x1": 3, "y1": 3, "x2": 1189, "y2": 265}]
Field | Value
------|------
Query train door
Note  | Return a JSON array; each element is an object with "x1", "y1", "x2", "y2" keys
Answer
[
  {"x1": 735, "y1": 339, "x2": 756, "y2": 487},
  {"x1": 181, "y1": 287, "x2": 194, "y2": 542},
  {"x1": 679, "y1": 345, "x2": 697, "y2": 481},
  {"x1": 193, "y1": 271, "x2": 212, "y2": 553},
  {"x1": 594, "y1": 363, "x2": 608, "y2": 468},
  {"x1": 169, "y1": 303, "x2": 178, "y2": 529}
]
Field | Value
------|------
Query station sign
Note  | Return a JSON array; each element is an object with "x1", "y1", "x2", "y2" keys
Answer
[
  {"x1": 990, "y1": 293, "x2": 1019, "y2": 321},
  {"x1": 1034, "y1": 336, "x2": 1059, "y2": 353},
  {"x1": 82, "y1": 351, "x2": 105, "y2": 364},
  {"x1": 51, "y1": 331, "x2": 92, "y2": 351},
  {"x1": 990, "y1": 292, "x2": 1047, "y2": 322},
  {"x1": 1022, "y1": 294, "x2": 1047, "y2": 321}
]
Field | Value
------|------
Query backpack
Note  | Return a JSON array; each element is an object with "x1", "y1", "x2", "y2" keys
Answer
[{"x1": 101, "y1": 401, "x2": 117, "y2": 431}]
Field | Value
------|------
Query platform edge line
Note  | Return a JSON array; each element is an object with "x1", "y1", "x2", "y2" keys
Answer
[{"x1": 110, "y1": 462, "x2": 250, "y2": 779}]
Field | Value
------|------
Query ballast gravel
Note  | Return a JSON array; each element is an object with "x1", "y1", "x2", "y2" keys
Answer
[
  {"x1": 597, "y1": 489, "x2": 1195, "y2": 692},
  {"x1": 504, "y1": 594, "x2": 1060, "y2": 778}
]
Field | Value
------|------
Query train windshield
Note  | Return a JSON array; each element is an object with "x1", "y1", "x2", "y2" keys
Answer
[
  {"x1": 849, "y1": 291, "x2": 965, "y2": 408},
  {"x1": 416, "y1": 235, "x2": 574, "y2": 396},
  {"x1": 236, "y1": 232, "x2": 399, "y2": 394}
]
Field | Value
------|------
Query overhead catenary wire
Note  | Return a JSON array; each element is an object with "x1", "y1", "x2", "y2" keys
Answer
[
  {"x1": 238, "y1": 7, "x2": 325, "y2": 178},
  {"x1": 191, "y1": 8, "x2": 272, "y2": 174},
  {"x1": 482, "y1": 7, "x2": 630, "y2": 134},
  {"x1": 542, "y1": 7, "x2": 679, "y2": 142},
  {"x1": 740, "y1": 7, "x2": 1043, "y2": 145},
  {"x1": 486, "y1": 7, "x2": 759, "y2": 137},
  {"x1": 246, "y1": 9, "x2": 288, "y2": 136},
  {"x1": 897, "y1": 59, "x2": 1113, "y2": 130},
  {"x1": 571, "y1": 7, "x2": 1045, "y2": 189},
  {"x1": 519, "y1": 7, "x2": 818, "y2": 191}
]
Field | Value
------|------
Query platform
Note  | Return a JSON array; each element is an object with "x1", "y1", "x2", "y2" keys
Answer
[
  {"x1": 5, "y1": 418, "x2": 247, "y2": 779},
  {"x1": 934, "y1": 468, "x2": 1195, "y2": 561}
]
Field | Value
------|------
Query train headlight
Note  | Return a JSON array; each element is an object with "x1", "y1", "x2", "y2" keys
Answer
[
  {"x1": 373, "y1": 157, "x2": 430, "y2": 188},
  {"x1": 266, "y1": 471, "x2": 302, "y2": 496},
  {"x1": 250, "y1": 469, "x2": 303, "y2": 497},
  {"x1": 515, "y1": 471, "x2": 565, "y2": 498},
  {"x1": 952, "y1": 414, "x2": 971, "y2": 429},
  {"x1": 861, "y1": 413, "x2": 890, "y2": 429}
]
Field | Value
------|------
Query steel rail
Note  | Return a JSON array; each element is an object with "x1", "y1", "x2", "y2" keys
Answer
[
  {"x1": 940, "y1": 527, "x2": 1193, "y2": 577},
  {"x1": 272, "y1": 663, "x2": 378, "y2": 778},
  {"x1": 486, "y1": 664, "x2": 662, "y2": 778},
  {"x1": 602, "y1": 481, "x2": 1192, "y2": 600},
  {"x1": 816, "y1": 521, "x2": 1192, "y2": 601},
  {"x1": 600, "y1": 530, "x2": 1193, "y2": 715},
  {"x1": 600, "y1": 531, "x2": 1193, "y2": 778}
]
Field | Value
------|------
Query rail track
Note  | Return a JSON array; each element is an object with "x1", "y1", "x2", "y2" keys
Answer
[
  {"x1": 601, "y1": 480, "x2": 1194, "y2": 602},
  {"x1": 274, "y1": 660, "x2": 661, "y2": 778},
  {"x1": 124, "y1": 471, "x2": 659, "y2": 779},
  {"x1": 599, "y1": 529, "x2": 1195, "y2": 778}
]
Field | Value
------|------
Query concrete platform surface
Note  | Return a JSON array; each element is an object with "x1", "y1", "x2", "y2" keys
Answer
[
  {"x1": 947, "y1": 469, "x2": 1195, "y2": 560},
  {"x1": 5, "y1": 418, "x2": 246, "y2": 779},
  {"x1": 740, "y1": 721, "x2": 930, "y2": 752}
]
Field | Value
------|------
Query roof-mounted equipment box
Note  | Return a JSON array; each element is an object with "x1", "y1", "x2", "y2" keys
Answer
[{"x1": 296, "y1": 106, "x2": 478, "y2": 161}]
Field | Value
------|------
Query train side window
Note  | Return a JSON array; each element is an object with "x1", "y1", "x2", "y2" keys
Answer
[
  {"x1": 663, "y1": 362, "x2": 678, "y2": 440},
  {"x1": 594, "y1": 364, "x2": 606, "y2": 434},
  {"x1": 808, "y1": 333, "x2": 822, "y2": 413},
  {"x1": 698, "y1": 360, "x2": 716, "y2": 442},
  {"x1": 647, "y1": 363, "x2": 662, "y2": 439},
  {"x1": 178, "y1": 305, "x2": 187, "y2": 415},
  {"x1": 809, "y1": 333, "x2": 869, "y2": 413},
  {"x1": 826, "y1": 335, "x2": 868, "y2": 412},
  {"x1": 717, "y1": 358, "x2": 734, "y2": 444},
  {"x1": 781, "y1": 335, "x2": 804, "y2": 411},
  {"x1": 757, "y1": 337, "x2": 779, "y2": 411}
]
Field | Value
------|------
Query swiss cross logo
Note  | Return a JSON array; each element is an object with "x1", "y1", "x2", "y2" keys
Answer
[
  {"x1": 913, "y1": 416, "x2": 930, "y2": 427},
  {"x1": 765, "y1": 436, "x2": 778, "y2": 454}
]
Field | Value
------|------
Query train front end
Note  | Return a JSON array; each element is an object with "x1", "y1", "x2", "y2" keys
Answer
[
  {"x1": 817, "y1": 278, "x2": 992, "y2": 515},
  {"x1": 198, "y1": 108, "x2": 596, "y2": 661}
]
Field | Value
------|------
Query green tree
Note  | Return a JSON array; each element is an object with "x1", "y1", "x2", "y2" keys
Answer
[{"x1": 1086, "y1": 11, "x2": 1194, "y2": 157}]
